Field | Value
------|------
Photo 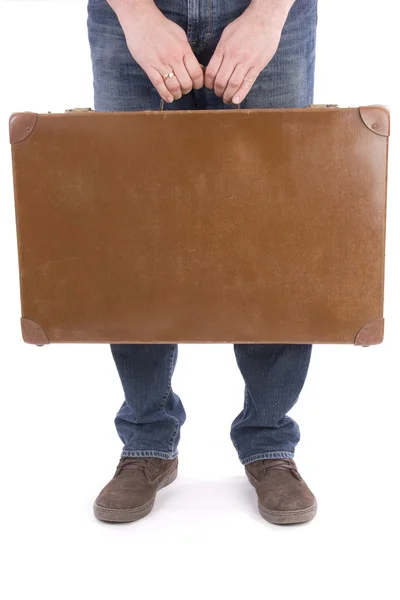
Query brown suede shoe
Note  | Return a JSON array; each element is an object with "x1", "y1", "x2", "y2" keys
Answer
[
  {"x1": 93, "y1": 456, "x2": 178, "y2": 523},
  {"x1": 245, "y1": 458, "x2": 317, "y2": 525}
]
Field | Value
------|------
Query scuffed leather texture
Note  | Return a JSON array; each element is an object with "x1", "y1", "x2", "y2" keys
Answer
[
  {"x1": 9, "y1": 107, "x2": 390, "y2": 345},
  {"x1": 95, "y1": 457, "x2": 178, "y2": 511},
  {"x1": 245, "y1": 459, "x2": 317, "y2": 514}
]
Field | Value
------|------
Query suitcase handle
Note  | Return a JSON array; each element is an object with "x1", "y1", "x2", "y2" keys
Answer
[{"x1": 159, "y1": 64, "x2": 242, "y2": 111}]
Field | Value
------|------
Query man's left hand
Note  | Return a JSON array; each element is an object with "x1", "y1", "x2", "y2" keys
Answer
[{"x1": 205, "y1": 1, "x2": 293, "y2": 104}]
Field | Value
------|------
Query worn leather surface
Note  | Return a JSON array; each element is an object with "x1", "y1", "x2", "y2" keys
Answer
[
  {"x1": 245, "y1": 458, "x2": 317, "y2": 515},
  {"x1": 9, "y1": 106, "x2": 389, "y2": 345},
  {"x1": 95, "y1": 457, "x2": 178, "y2": 511}
]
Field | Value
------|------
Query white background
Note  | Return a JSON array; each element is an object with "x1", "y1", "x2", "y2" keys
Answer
[{"x1": 0, "y1": 1, "x2": 399, "y2": 599}]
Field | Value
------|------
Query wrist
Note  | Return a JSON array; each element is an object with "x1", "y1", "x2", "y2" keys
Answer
[
  {"x1": 249, "y1": 0, "x2": 295, "y2": 24},
  {"x1": 107, "y1": 0, "x2": 157, "y2": 21}
]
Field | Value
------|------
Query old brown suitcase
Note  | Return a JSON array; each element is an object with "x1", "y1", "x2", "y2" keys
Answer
[{"x1": 9, "y1": 105, "x2": 389, "y2": 346}]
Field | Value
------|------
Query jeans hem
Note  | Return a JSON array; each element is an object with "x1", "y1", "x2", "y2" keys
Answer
[
  {"x1": 121, "y1": 449, "x2": 178, "y2": 460},
  {"x1": 241, "y1": 451, "x2": 294, "y2": 465}
]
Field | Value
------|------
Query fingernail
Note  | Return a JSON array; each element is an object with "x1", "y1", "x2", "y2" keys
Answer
[
  {"x1": 233, "y1": 95, "x2": 240, "y2": 104},
  {"x1": 167, "y1": 96, "x2": 174, "y2": 103}
]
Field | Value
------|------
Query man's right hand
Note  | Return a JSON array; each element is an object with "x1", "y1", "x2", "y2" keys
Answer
[{"x1": 108, "y1": 0, "x2": 204, "y2": 103}]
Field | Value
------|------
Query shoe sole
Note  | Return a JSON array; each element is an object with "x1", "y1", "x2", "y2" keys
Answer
[
  {"x1": 246, "y1": 469, "x2": 317, "y2": 525},
  {"x1": 258, "y1": 500, "x2": 318, "y2": 525},
  {"x1": 93, "y1": 466, "x2": 178, "y2": 523}
]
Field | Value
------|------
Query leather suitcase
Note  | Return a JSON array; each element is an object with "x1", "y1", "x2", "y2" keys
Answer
[{"x1": 9, "y1": 105, "x2": 390, "y2": 346}]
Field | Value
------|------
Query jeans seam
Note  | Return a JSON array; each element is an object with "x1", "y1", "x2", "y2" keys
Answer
[
  {"x1": 195, "y1": 0, "x2": 213, "y2": 54},
  {"x1": 242, "y1": 451, "x2": 295, "y2": 465},
  {"x1": 187, "y1": 0, "x2": 195, "y2": 47},
  {"x1": 160, "y1": 344, "x2": 180, "y2": 454},
  {"x1": 121, "y1": 449, "x2": 178, "y2": 459}
]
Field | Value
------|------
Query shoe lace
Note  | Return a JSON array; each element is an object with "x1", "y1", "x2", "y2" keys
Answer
[
  {"x1": 260, "y1": 459, "x2": 303, "y2": 481},
  {"x1": 115, "y1": 458, "x2": 153, "y2": 478}
]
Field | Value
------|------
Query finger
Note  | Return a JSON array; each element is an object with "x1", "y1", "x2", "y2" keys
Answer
[
  {"x1": 183, "y1": 52, "x2": 205, "y2": 90},
  {"x1": 222, "y1": 63, "x2": 247, "y2": 104},
  {"x1": 204, "y1": 48, "x2": 223, "y2": 90},
  {"x1": 171, "y1": 59, "x2": 194, "y2": 95},
  {"x1": 231, "y1": 66, "x2": 259, "y2": 104},
  {"x1": 148, "y1": 67, "x2": 174, "y2": 103},
  {"x1": 213, "y1": 55, "x2": 237, "y2": 98},
  {"x1": 162, "y1": 65, "x2": 182, "y2": 100}
]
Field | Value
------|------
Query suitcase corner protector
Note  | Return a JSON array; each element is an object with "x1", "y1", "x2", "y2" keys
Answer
[
  {"x1": 354, "y1": 318, "x2": 384, "y2": 347},
  {"x1": 21, "y1": 317, "x2": 49, "y2": 345},
  {"x1": 358, "y1": 105, "x2": 390, "y2": 137},
  {"x1": 9, "y1": 112, "x2": 39, "y2": 144}
]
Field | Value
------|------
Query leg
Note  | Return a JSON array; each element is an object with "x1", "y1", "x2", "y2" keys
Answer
[
  {"x1": 111, "y1": 344, "x2": 184, "y2": 460},
  {"x1": 230, "y1": 0, "x2": 317, "y2": 464},
  {"x1": 196, "y1": 0, "x2": 318, "y2": 524},
  {"x1": 231, "y1": 344, "x2": 312, "y2": 463},
  {"x1": 87, "y1": 0, "x2": 192, "y2": 459},
  {"x1": 195, "y1": 0, "x2": 317, "y2": 464}
]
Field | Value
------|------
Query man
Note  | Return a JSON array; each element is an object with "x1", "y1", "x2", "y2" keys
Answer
[{"x1": 88, "y1": 0, "x2": 318, "y2": 525}]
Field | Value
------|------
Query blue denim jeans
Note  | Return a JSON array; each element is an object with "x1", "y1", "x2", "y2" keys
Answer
[{"x1": 87, "y1": 0, "x2": 317, "y2": 464}]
